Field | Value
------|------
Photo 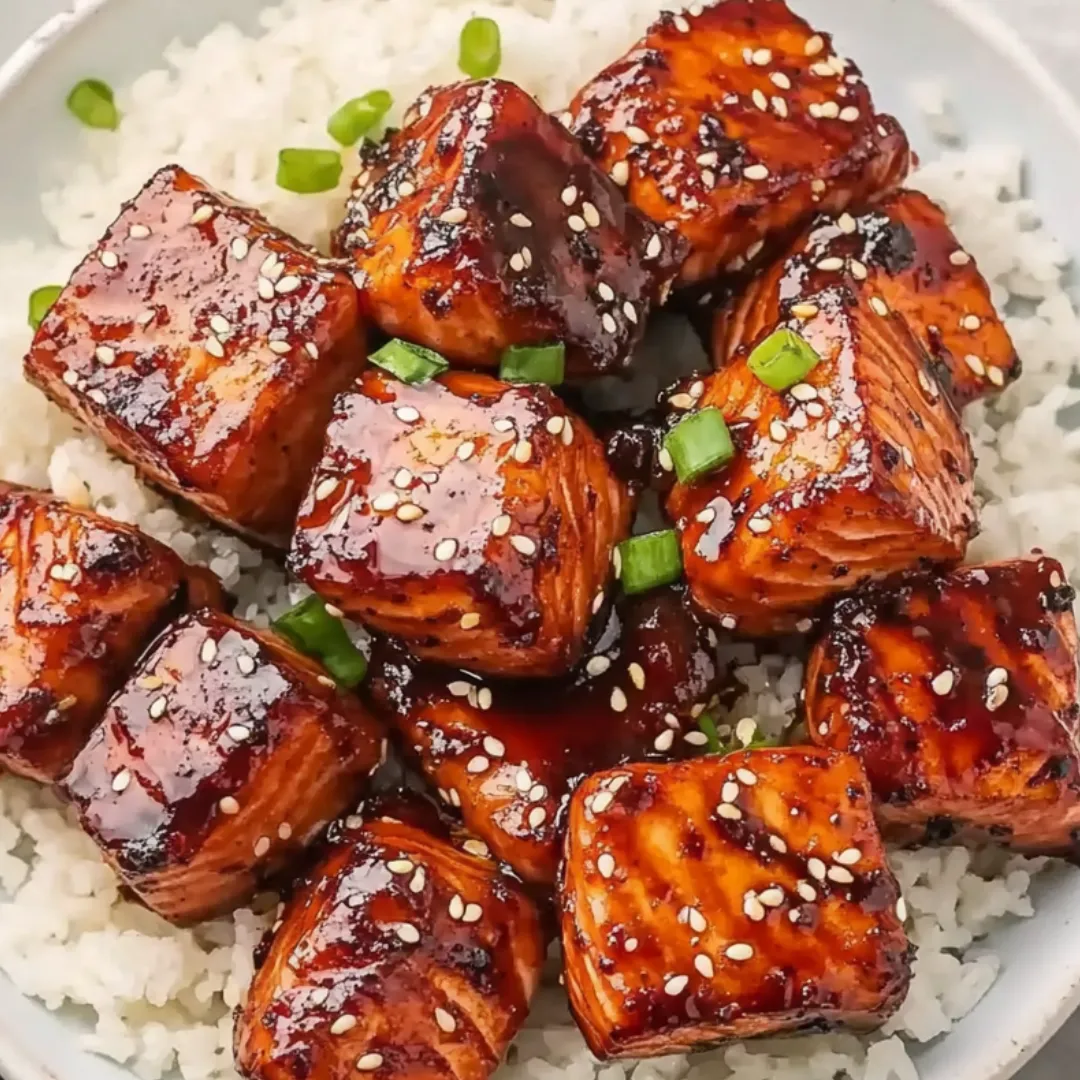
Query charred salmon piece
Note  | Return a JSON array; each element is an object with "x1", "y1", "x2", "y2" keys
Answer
[
  {"x1": 335, "y1": 79, "x2": 684, "y2": 376},
  {"x1": 289, "y1": 368, "x2": 632, "y2": 678},
  {"x1": 365, "y1": 585, "x2": 720, "y2": 884},
  {"x1": 806, "y1": 556, "x2": 1080, "y2": 855},
  {"x1": 60, "y1": 609, "x2": 386, "y2": 924},
  {"x1": 667, "y1": 222, "x2": 978, "y2": 637},
  {"x1": 234, "y1": 799, "x2": 545, "y2": 1080},
  {"x1": 0, "y1": 482, "x2": 222, "y2": 784},
  {"x1": 559, "y1": 749, "x2": 912, "y2": 1059},
  {"x1": 566, "y1": 0, "x2": 910, "y2": 287},
  {"x1": 24, "y1": 165, "x2": 367, "y2": 547}
]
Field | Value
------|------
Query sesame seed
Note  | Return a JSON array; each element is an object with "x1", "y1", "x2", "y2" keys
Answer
[
  {"x1": 582, "y1": 202, "x2": 601, "y2": 228},
  {"x1": 759, "y1": 887, "x2": 784, "y2": 908},
  {"x1": 769, "y1": 420, "x2": 788, "y2": 443},
  {"x1": 601, "y1": 312, "x2": 618, "y2": 335},
  {"x1": 988, "y1": 366, "x2": 1006, "y2": 387},
  {"x1": 395, "y1": 923, "x2": 421, "y2": 944},
  {"x1": 627, "y1": 662, "x2": 646, "y2": 691},
  {"x1": 735, "y1": 768, "x2": 758, "y2": 786},
  {"x1": 100, "y1": 250, "x2": 119, "y2": 269},
  {"x1": 561, "y1": 185, "x2": 578, "y2": 206},
  {"x1": 850, "y1": 259, "x2": 868, "y2": 280},
  {"x1": 545, "y1": 416, "x2": 567, "y2": 438},
  {"x1": 694, "y1": 955, "x2": 715, "y2": 978},
  {"x1": 510, "y1": 535, "x2": 537, "y2": 557},
  {"x1": 770, "y1": 835, "x2": 788, "y2": 854},
  {"x1": 598, "y1": 853, "x2": 616, "y2": 878},
  {"x1": 111, "y1": 769, "x2": 131, "y2": 793},
  {"x1": 513, "y1": 440, "x2": 533, "y2": 464},
  {"x1": 94, "y1": 345, "x2": 116, "y2": 366},
  {"x1": 610, "y1": 687, "x2": 628, "y2": 713},
  {"x1": 744, "y1": 164, "x2": 770, "y2": 181},
  {"x1": 790, "y1": 382, "x2": 818, "y2": 402},
  {"x1": 190, "y1": 205, "x2": 215, "y2": 225},
  {"x1": 273, "y1": 275, "x2": 301, "y2": 296},
  {"x1": 268, "y1": 339, "x2": 290, "y2": 356},
  {"x1": 664, "y1": 975, "x2": 689, "y2": 996},
  {"x1": 434, "y1": 1007, "x2": 456, "y2": 1033},
  {"x1": 721, "y1": 782, "x2": 739, "y2": 803},
  {"x1": 744, "y1": 894, "x2": 766, "y2": 921},
  {"x1": 808, "y1": 858, "x2": 827, "y2": 881},
  {"x1": 771, "y1": 71, "x2": 792, "y2": 90},
  {"x1": 654, "y1": 729, "x2": 675, "y2": 752},
  {"x1": 219, "y1": 796, "x2": 240, "y2": 816},
  {"x1": 805, "y1": 33, "x2": 825, "y2": 55},
  {"x1": 646, "y1": 234, "x2": 663, "y2": 260},
  {"x1": 717, "y1": 803, "x2": 742, "y2": 821},
  {"x1": 434, "y1": 539, "x2": 458, "y2": 563},
  {"x1": 528, "y1": 806, "x2": 547, "y2": 829},
  {"x1": 396, "y1": 504, "x2": 425, "y2": 523},
  {"x1": 591, "y1": 790, "x2": 615, "y2": 814},
  {"x1": 673, "y1": 13, "x2": 691, "y2": 32},
  {"x1": 475, "y1": 102, "x2": 494, "y2": 121},
  {"x1": 568, "y1": 214, "x2": 587, "y2": 233},
  {"x1": 691, "y1": 907, "x2": 709, "y2": 933},
  {"x1": 440, "y1": 207, "x2": 468, "y2": 224},
  {"x1": 625, "y1": 125, "x2": 650, "y2": 144},
  {"x1": 797, "y1": 881, "x2": 817, "y2": 902},
  {"x1": 685, "y1": 731, "x2": 709, "y2": 747},
  {"x1": 395, "y1": 406, "x2": 420, "y2": 423},
  {"x1": 897, "y1": 897, "x2": 908, "y2": 922},
  {"x1": 315, "y1": 478, "x2": 340, "y2": 501},
  {"x1": 870, "y1": 297, "x2": 890, "y2": 317},
  {"x1": 494, "y1": 418, "x2": 515, "y2": 433},
  {"x1": 449, "y1": 895, "x2": 465, "y2": 920},
  {"x1": 149, "y1": 696, "x2": 169, "y2": 720},
  {"x1": 387, "y1": 859, "x2": 414, "y2": 875},
  {"x1": 278, "y1": 823, "x2": 293, "y2": 841},
  {"x1": 623, "y1": 301, "x2": 639, "y2": 325},
  {"x1": 201, "y1": 639, "x2": 218, "y2": 664},
  {"x1": 257, "y1": 278, "x2": 276, "y2": 301},
  {"x1": 611, "y1": 161, "x2": 630, "y2": 186},
  {"x1": 356, "y1": 1054, "x2": 384, "y2": 1071},
  {"x1": 254, "y1": 836, "x2": 271, "y2": 858},
  {"x1": 726, "y1": 943, "x2": 754, "y2": 962},
  {"x1": 987, "y1": 683, "x2": 1009, "y2": 711},
  {"x1": 462, "y1": 903, "x2": 483, "y2": 923},
  {"x1": 491, "y1": 514, "x2": 512, "y2": 537},
  {"x1": 962, "y1": 314, "x2": 982, "y2": 331},
  {"x1": 509, "y1": 252, "x2": 525, "y2": 273},
  {"x1": 747, "y1": 517, "x2": 772, "y2": 535},
  {"x1": 228, "y1": 724, "x2": 252, "y2": 742},
  {"x1": 752, "y1": 89, "x2": 768, "y2": 111},
  {"x1": 827, "y1": 865, "x2": 855, "y2": 884},
  {"x1": 230, "y1": 237, "x2": 250, "y2": 260},
  {"x1": 329, "y1": 1015, "x2": 358, "y2": 1036},
  {"x1": 466, "y1": 755, "x2": 490, "y2": 775},
  {"x1": 931, "y1": 670, "x2": 955, "y2": 695},
  {"x1": 752, "y1": 47, "x2": 773, "y2": 65},
  {"x1": 305, "y1": 341, "x2": 321, "y2": 359},
  {"x1": 835, "y1": 847, "x2": 862, "y2": 866},
  {"x1": 460, "y1": 612, "x2": 481, "y2": 630},
  {"x1": 839, "y1": 106, "x2": 861, "y2": 122},
  {"x1": 372, "y1": 492, "x2": 399, "y2": 512},
  {"x1": 409, "y1": 868, "x2": 426, "y2": 893}
]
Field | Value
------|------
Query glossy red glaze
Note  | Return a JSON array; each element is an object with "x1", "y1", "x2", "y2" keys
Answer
[
  {"x1": 664, "y1": 203, "x2": 978, "y2": 636},
  {"x1": 61, "y1": 609, "x2": 386, "y2": 923},
  {"x1": 335, "y1": 79, "x2": 684, "y2": 376},
  {"x1": 560, "y1": 749, "x2": 912, "y2": 1058},
  {"x1": 235, "y1": 798, "x2": 545, "y2": 1080},
  {"x1": 567, "y1": 0, "x2": 910, "y2": 286},
  {"x1": 718, "y1": 189, "x2": 1021, "y2": 404},
  {"x1": 24, "y1": 165, "x2": 367, "y2": 546},
  {"x1": 806, "y1": 556, "x2": 1080, "y2": 855},
  {"x1": 0, "y1": 482, "x2": 222, "y2": 783},
  {"x1": 366, "y1": 585, "x2": 720, "y2": 884},
  {"x1": 290, "y1": 368, "x2": 632, "y2": 677}
]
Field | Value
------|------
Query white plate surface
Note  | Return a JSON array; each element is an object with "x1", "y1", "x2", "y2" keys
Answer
[{"x1": 0, "y1": 2, "x2": 1079, "y2": 1080}]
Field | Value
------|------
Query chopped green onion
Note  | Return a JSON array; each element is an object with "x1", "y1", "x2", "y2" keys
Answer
[
  {"x1": 459, "y1": 17, "x2": 502, "y2": 78},
  {"x1": 748, "y1": 328, "x2": 822, "y2": 391},
  {"x1": 66, "y1": 79, "x2": 120, "y2": 130},
  {"x1": 697, "y1": 713, "x2": 722, "y2": 754},
  {"x1": 273, "y1": 596, "x2": 368, "y2": 688},
  {"x1": 618, "y1": 530, "x2": 683, "y2": 596},
  {"x1": 370, "y1": 339, "x2": 450, "y2": 384},
  {"x1": 276, "y1": 148, "x2": 344, "y2": 194},
  {"x1": 28, "y1": 286, "x2": 63, "y2": 331},
  {"x1": 327, "y1": 89, "x2": 394, "y2": 147},
  {"x1": 664, "y1": 408, "x2": 735, "y2": 485},
  {"x1": 499, "y1": 343, "x2": 566, "y2": 386}
]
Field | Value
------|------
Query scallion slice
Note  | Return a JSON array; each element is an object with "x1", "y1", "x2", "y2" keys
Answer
[
  {"x1": 499, "y1": 343, "x2": 565, "y2": 385},
  {"x1": 664, "y1": 408, "x2": 735, "y2": 485},
  {"x1": 273, "y1": 596, "x2": 368, "y2": 688},
  {"x1": 327, "y1": 89, "x2": 394, "y2": 147},
  {"x1": 276, "y1": 148, "x2": 344, "y2": 194},
  {"x1": 370, "y1": 339, "x2": 450, "y2": 384},
  {"x1": 748, "y1": 328, "x2": 822, "y2": 391},
  {"x1": 697, "y1": 713, "x2": 722, "y2": 754},
  {"x1": 618, "y1": 530, "x2": 683, "y2": 595},
  {"x1": 66, "y1": 79, "x2": 120, "y2": 130},
  {"x1": 28, "y1": 285, "x2": 63, "y2": 331},
  {"x1": 459, "y1": 17, "x2": 502, "y2": 78}
]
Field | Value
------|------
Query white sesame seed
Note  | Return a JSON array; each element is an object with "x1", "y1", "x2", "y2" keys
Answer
[
  {"x1": 744, "y1": 894, "x2": 766, "y2": 921},
  {"x1": 491, "y1": 514, "x2": 512, "y2": 537},
  {"x1": 721, "y1": 782, "x2": 739, "y2": 804},
  {"x1": 610, "y1": 687, "x2": 628, "y2": 713},
  {"x1": 611, "y1": 161, "x2": 630, "y2": 186},
  {"x1": 582, "y1": 202, "x2": 601, "y2": 228},
  {"x1": 467, "y1": 755, "x2": 490, "y2": 775},
  {"x1": 329, "y1": 1015, "x2": 357, "y2": 1036},
  {"x1": 315, "y1": 478, "x2": 340, "y2": 502},
  {"x1": 219, "y1": 796, "x2": 240, "y2": 816},
  {"x1": 623, "y1": 301, "x2": 639, "y2": 325},
  {"x1": 673, "y1": 13, "x2": 691, "y2": 31},
  {"x1": 790, "y1": 382, "x2": 818, "y2": 402},
  {"x1": 797, "y1": 881, "x2": 817, "y2": 902},
  {"x1": 509, "y1": 252, "x2": 526, "y2": 273},
  {"x1": 950, "y1": 250, "x2": 972, "y2": 267},
  {"x1": 99, "y1": 250, "x2": 119, "y2": 269},
  {"x1": 267, "y1": 339, "x2": 291, "y2": 356},
  {"x1": 646, "y1": 234, "x2": 663, "y2": 261},
  {"x1": 561, "y1": 185, "x2": 578, "y2": 206},
  {"x1": 932, "y1": 670, "x2": 955, "y2": 695},
  {"x1": 510, "y1": 212, "x2": 533, "y2": 228},
  {"x1": 494, "y1": 418, "x2": 515, "y2": 433},
  {"x1": 625, "y1": 125, "x2": 650, "y2": 145},
  {"x1": 758, "y1": 888, "x2": 784, "y2": 908},
  {"x1": 752, "y1": 89, "x2": 769, "y2": 111},
  {"x1": 654, "y1": 729, "x2": 675, "y2": 752},
  {"x1": 664, "y1": 975, "x2": 689, "y2": 996},
  {"x1": 964, "y1": 354, "x2": 986, "y2": 377},
  {"x1": 769, "y1": 420, "x2": 788, "y2": 443},
  {"x1": 839, "y1": 106, "x2": 861, "y2": 122},
  {"x1": 257, "y1": 277, "x2": 276, "y2": 301},
  {"x1": 440, "y1": 207, "x2": 468, "y2": 225},
  {"x1": 395, "y1": 406, "x2": 420, "y2": 423},
  {"x1": 111, "y1": 769, "x2": 131, "y2": 793},
  {"x1": 870, "y1": 296, "x2": 890, "y2": 317},
  {"x1": 254, "y1": 836, "x2": 271, "y2": 858},
  {"x1": 817, "y1": 256, "x2": 845, "y2": 272},
  {"x1": 717, "y1": 803, "x2": 743, "y2": 821},
  {"x1": 434, "y1": 1007, "x2": 456, "y2": 1034},
  {"x1": 808, "y1": 858, "x2": 827, "y2": 881},
  {"x1": 409, "y1": 867, "x2": 426, "y2": 893},
  {"x1": 897, "y1": 897, "x2": 908, "y2": 922},
  {"x1": 835, "y1": 847, "x2": 862, "y2": 866},
  {"x1": 827, "y1": 865, "x2": 855, "y2": 884},
  {"x1": 273, "y1": 275, "x2": 301, "y2": 296},
  {"x1": 591, "y1": 790, "x2": 615, "y2": 814},
  {"x1": 528, "y1": 806, "x2": 547, "y2": 829},
  {"x1": 356, "y1": 1054, "x2": 383, "y2": 1071},
  {"x1": 726, "y1": 943, "x2": 754, "y2": 962},
  {"x1": 462, "y1": 903, "x2": 483, "y2": 923},
  {"x1": 747, "y1": 517, "x2": 772, "y2": 535},
  {"x1": 387, "y1": 859, "x2": 414, "y2": 875},
  {"x1": 597, "y1": 853, "x2": 616, "y2": 878},
  {"x1": 200, "y1": 638, "x2": 218, "y2": 665},
  {"x1": 694, "y1": 954, "x2": 715, "y2": 978},
  {"x1": 190, "y1": 205, "x2": 215, "y2": 225},
  {"x1": 395, "y1": 923, "x2": 421, "y2": 944},
  {"x1": 805, "y1": 33, "x2": 825, "y2": 55},
  {"x1": 544, "y1": 416, "x2": 566, "y2": 438},
  {"x1": 228, "y1": 724, "x2": 252, "y2": 742},
  {"x1": 149, "y1": 696, "x2": 169, "y2": 720},
  {"x1": 396, "y1": 503, "x2": 425, "y2": 523},
  {"x1": 510, "y1": 535, "x2": 537, "y2": 557},
  {"x1": 568, "y1": 214, "x2": 587, "y2": 234},
  {"x1": 434, "y1": 539, "x2": 458, "y2": 563},
  {"x1": 744, "y1": 164, "x2": 770, "y2": 181},
  {"x1": 372, "y1": 492, "x2": 399, "y2": 513},
  {"x1": 988, "y1": 366, "x2": 1006, "y2": 387},
  {"x1": 684, "y1": 731, "x2": 709, "y2": 746},
  {"x1": 987, "y1": 683, "x2": 1009, "y2": 711},
  {"x1": 601, "y1": 312, "x2": 618, "y2": 335},
  {"x1": 850, "y1": 259, "x2": 868, "y2": 280},
  {"x1": 735, "y1": 768, "x2": 758, "y2": 786},
  {"x1": 475, "y1": 102, "x2": 494, "y2": 121},
  {"x1": 513, "y1": 439, "x2": 533, "y2": 464},
  {"x1": 93, "y1": 344, "x2": 117, "y2": 366},
  {"x1": 229, "y1": 237, "x2": 250, "y2": 261},
  {"x1": 962, "y1": 314, "x2": 982, "y2": 331},
  {"x1": 769, "y1": 835, "x2": 788, "y2": 854}
]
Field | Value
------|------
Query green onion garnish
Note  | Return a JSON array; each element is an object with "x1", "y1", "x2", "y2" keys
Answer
[
  {"x1": 273, "y1": 596, "x2": 368, "y2": 688},
  {"x1": 370, "y1": 339, "x2": 450, "y2": 384},
  {"x1": 66, "y1": 79, "x2": 120, "y2": 130},
  {"x1": 618, "y1": 530, "x2": 683, "y2": 595},
  {"x1": 276, "y1": 148, "x2": 344, "y2": 194},
  {"x1": 499, "y1": 343, "x2": 566, "y2": 386},
  {"x1": 327, "y1": 89, "x2": 394, "y2": 147},
  {"x1": 664, "y1": 408, "x2": 735, "y2": 485},
  {"x1": 28, "y1": 286, "x2": 63, "y2": 331},
  {"x1": 697, "y1": 713, "x2": 722, "y2": 753},
  {"x1": 748, "y1": 328, "x2": 822, "y2": 391},
  {"x1": 459, "y1": 17, "x2": 502, "y2": 78}
]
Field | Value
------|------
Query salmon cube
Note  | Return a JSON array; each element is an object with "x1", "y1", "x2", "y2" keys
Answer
[
  {"x1": 560, "y1": 749, "x2": 912, "y2": 1058},
  {"x1": 0, "y1": 482, "x2": 222, "y2": 783},
  {"x1": 290, "y1": 369, "x2": 632, "y2": 677},
  {"x1": 668, "y1": 209, "x2": 978, "y2": 636},
  {"x1": 336, "y1": 79, "x2": 684, "y2": 376},
  {"x1": 567, "y1": 0, "x2": 910, "y2": 285},
  {"x1": 366, "y1": 585, "x2": 720, "y2": 884},
  {"x1": 61, "y1": 609, "x2": 386, "y2": 923},
  {"x1": 806, "y1": 556, "x2": 1080, "y2": 855},
  {"x1": 25, "y1": 165, "x2": 367, "y2": 546},
  {"x1": 235, "y1": 796, "x2": 545, "y2": 1080}
]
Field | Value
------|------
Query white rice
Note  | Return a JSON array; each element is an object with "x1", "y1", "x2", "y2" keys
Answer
[{"x1": 0, "y1": 1, "x2": 1076, "y2": 1079}]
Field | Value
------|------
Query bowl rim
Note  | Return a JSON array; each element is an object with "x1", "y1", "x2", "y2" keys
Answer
[{"x1": 0, "y1": 2, "x2": 1079, "y2": 1080}]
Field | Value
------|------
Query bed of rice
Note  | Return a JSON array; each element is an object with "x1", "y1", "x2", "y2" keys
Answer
[{"x1": 0, "y1": 1, "x2": 1076, "y2": 1078}]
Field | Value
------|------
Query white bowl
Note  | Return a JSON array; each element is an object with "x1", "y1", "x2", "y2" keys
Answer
[{"x1": 1, "y1": 2, "x2": 1079, "y2": 1080}]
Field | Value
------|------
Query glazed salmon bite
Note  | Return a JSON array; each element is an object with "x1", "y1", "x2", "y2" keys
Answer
[
  {"x1": 24, "y1": 165, "x2": 367, "y2": 546},
  {"x1": 559, "y1": 749, "x2": 912, "y2": 1058},
  {"x1": 290, "y1": 368, "x2": 632, "y2": 677}
]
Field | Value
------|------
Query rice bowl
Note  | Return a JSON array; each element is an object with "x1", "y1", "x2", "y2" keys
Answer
[{"x1": 0, "y1": 1, "x2": 1079, "y2": 1079}]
